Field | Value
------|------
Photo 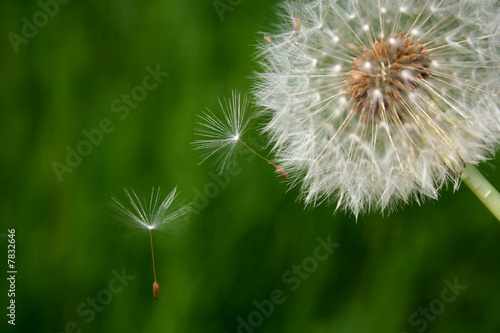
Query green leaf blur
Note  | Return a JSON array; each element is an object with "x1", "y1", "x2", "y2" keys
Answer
[{"x1": 2, "y1": 1, "x2": 500, "y2": 332}]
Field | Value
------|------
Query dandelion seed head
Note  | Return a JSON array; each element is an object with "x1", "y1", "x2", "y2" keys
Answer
[{"x1": 254, "y1": 0, "x2": 500, "y2": 216}]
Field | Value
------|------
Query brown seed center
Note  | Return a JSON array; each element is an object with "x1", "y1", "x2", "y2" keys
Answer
[{"x1": 346, "y1": 34, "x2": 431, "y2": 120}]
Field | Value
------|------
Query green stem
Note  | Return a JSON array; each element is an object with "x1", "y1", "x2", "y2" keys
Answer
[{"x1": 460, "y1": 164, "x2": 500, "y2": 222}]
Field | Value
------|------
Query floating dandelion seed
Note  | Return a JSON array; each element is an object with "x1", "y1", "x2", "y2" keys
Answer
[
  {"x1": 110, "y1": 187, "x2": 191, "y2": 300},
  {"x1": 254, "y1": 0, "x2": 500, "y2": 217},
  {"x1": 193, "y1": 91, "x2": 289, "y2": 178}
]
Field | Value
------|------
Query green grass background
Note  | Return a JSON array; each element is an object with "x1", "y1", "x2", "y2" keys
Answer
[{"x1": 2, "y1": 1, "x2": 500, "y2": 332}]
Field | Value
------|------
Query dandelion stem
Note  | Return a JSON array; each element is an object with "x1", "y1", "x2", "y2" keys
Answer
[
  {"x1": 150, "y1": 229, "x2": 160, "y2": 300},
  {"x1": 238, "y1": 138, "x2": 279, "y2": 168},
  {"x1": 149, "y1": 229, "x2": 157, "y2": 283},
  {"x1": 460, "y1": 164, "x2": 500, "y2": 222}
]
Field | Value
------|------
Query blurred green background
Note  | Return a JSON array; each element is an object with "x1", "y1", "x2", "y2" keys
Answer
[{"x1": 2, "y1": 1, "x2": 500, "y2": 332}]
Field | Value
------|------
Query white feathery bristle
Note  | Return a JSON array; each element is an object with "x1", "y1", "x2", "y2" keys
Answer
[
  {"x1": 110, "y1": 187, "x2": 191, "y2": 231},
  {"x1": 192, "y1": 91, "x2": 251, "y2": 173}
]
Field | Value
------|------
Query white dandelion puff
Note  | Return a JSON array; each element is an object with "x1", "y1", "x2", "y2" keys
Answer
[
  {"x1": 254, "y1": 0, "x2": 500, "y2": 217},
  {"x1": 110, "y1": 186, "x2": 191, "y2": 299},
  {"x1": 193, "y1": 91, "x2": 289, "y2": 178}
]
